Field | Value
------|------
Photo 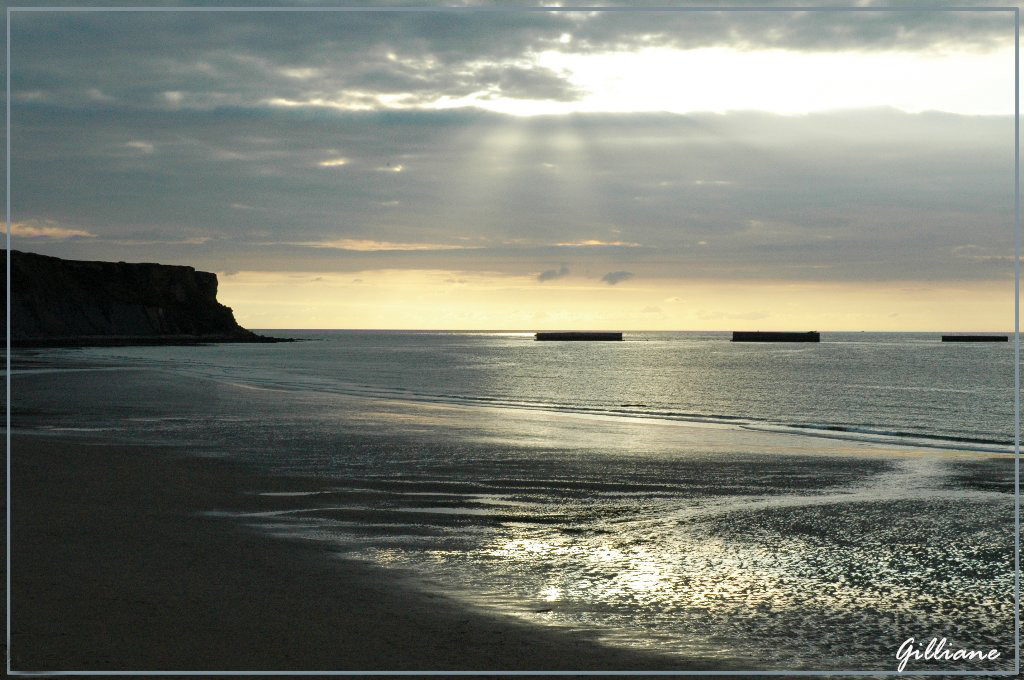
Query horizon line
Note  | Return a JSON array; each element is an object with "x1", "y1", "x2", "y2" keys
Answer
[{"x1": 248, "y1": 328, "x2": 1017, "y2": 334}]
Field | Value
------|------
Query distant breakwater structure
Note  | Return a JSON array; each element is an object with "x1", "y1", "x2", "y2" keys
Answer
[
  {"x1": 535, "y1": 332, "x2": 623, "y2": 341},
  {"x1": 941, "y1": 335, "x2": 1009, "y2": 343},
  {"x1": 732, "y1": 331, "x2": 820, "y2": 343},
  {"x1": 4, "y1": 250, "x2": 291, "y2": 347}
]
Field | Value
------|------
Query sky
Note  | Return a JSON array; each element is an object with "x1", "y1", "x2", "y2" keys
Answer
[{"x1": 7, "y1": 1, "x2": 1019, "y2": 330}]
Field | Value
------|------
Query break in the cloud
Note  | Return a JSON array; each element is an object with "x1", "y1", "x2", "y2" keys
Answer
[
  {"x1": 286, "y1": 239, "x2": 479, "y2": 252},
  {"x1": 6, "y1": 4, "x2": 1018, "y2": 329},
  {"x1": 556, "y1": 240, "x2": 641, "y2": 248},
  {"x1": 10, "y1": 220, "x2": 96, "y2": 240}
]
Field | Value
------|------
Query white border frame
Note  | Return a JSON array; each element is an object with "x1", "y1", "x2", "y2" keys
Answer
[{"x1": 4, "y1": 3, "x2": 1019, "y2": 675}]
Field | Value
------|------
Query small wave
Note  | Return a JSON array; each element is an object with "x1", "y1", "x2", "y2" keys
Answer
[
  {"x1": 744, "y1": 423, "x2": 1012, "y2": 454},
  {"x1": 779, "y1": 422, "x2": 1011, "y2": 447},
  {"x1": 142, "y1": 363, "x2": 1013, "y2": 456}
]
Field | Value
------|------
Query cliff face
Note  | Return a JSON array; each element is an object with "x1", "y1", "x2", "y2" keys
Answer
[{"x1": 4, "y1": 250, "x2": 265, "y2": 344}]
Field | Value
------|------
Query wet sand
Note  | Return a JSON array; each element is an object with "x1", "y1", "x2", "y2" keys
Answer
[
  {"x1": 9, "y1": 434, "x2": 747, "y2": 673},
  {"x1": 7, "y1": 356, "x2": 1014, "y2": 675}
]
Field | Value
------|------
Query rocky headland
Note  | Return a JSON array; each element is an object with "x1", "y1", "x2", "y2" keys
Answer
[{"x1": 3, "y1": 250, "x2": 289, "y2": 346}]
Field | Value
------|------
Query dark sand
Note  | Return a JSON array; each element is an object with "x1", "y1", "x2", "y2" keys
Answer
[{"x1": 9, "y1": 434, "x2": 749, "y2": 674}]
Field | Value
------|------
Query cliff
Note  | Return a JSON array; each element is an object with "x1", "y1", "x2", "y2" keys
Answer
[{"x1": 3, "y1": 250, "x2": 284, "y2": 346}]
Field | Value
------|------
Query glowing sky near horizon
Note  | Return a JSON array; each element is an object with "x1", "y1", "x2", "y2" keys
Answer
[{"x1": 217, "y1": 269, "x2": 1013, "y2": 333}]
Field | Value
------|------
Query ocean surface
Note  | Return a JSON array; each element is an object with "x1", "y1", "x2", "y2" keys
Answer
[
  {"x1": 55, "y1": 330, "x2": 1019, "y2": 451},
  {"x1": 13, "y1": 331, "x2": 1018, "y2": 671}
]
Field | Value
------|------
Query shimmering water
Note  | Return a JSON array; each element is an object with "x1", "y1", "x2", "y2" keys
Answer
[
  {"x1": 70, "y1": 330, "x2": 1017, "y2": 450},
  {"x1": 13, "y1": 331, "x2": 1017, "y2": 671}
]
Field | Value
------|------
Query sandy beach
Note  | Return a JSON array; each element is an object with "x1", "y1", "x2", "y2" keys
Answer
[
  {"x1": 10, "y1": 433, "x2": 747, "y2": 673},
  {"x1": 7, "y1": 349, "x2": 1014, "y2": 675}
]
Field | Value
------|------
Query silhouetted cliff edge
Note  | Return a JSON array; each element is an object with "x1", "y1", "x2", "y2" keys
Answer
[{"x1": 3, "y1": 250, "x2": 289, "y2": 346}]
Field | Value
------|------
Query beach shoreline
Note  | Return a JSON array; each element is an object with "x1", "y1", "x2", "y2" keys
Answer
[
  {"x1": 9, "y1": 433, "x2": 748, "y2": 674},
  {"x1": 7, "y1": 347, "x2": 1014, "y2": 675}
]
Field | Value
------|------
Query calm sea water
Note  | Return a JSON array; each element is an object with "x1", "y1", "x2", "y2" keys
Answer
[
  {"x1": 17, "y1": 331, "x2": 1017, "y2": 670},
  {"x1": 73, "y1": 330, "x2": 1017, "y2": 451}
]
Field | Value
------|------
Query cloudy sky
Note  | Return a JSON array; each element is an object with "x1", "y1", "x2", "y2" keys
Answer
[{"x1": 7, "y1": 1, "x2": 1018, "y2": 330}]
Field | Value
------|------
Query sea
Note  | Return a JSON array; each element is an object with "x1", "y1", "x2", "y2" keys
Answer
[{"x1": 13, "y1": 331, "x2": 1019, "y2": 671}]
